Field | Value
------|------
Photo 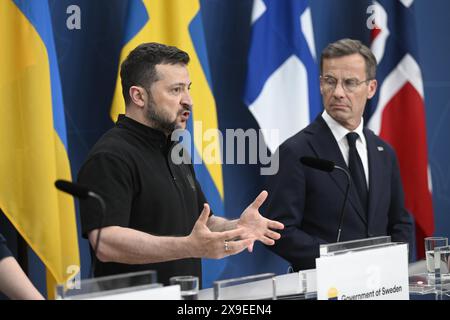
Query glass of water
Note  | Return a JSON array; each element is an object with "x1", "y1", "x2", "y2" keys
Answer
[
  {"x1": 170, "y1": 275, "x2": 199, "y2": 300},
  {"x1": 435, "y1": 245, "x2": 450, "y2": 275},
  {"x1": 425, "y1": 237, "x2": 448, "y2": 274}
]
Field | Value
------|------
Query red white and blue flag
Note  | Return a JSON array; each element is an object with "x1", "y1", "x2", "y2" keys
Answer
[{"x1": 367, "y1": 0, "x2": 434, "y2": 258}]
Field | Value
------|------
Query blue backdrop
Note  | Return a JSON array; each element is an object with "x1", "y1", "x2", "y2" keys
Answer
[{"x1": 1, "y1": 0, "x2": 449, "y2": 296}]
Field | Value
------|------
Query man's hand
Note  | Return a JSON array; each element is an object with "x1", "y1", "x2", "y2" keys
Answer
[
  {"x1": 237, "y1": 190, "x2": 284, "y2": 252},
  {"x1": 187, "y1": 204, "x2": 255, "y2": 259}
]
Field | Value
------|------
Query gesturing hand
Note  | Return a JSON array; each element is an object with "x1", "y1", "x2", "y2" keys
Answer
[
  {"x1": 237, "y1": 190, "x2": 284, "y2": 252},
  {"x1": 188, "y1": 204, "x2": 255, "y2": 259}
]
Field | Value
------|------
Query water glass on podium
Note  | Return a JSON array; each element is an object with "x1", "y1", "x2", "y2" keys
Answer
[
  {"x1": 425, "y1": 237, "x2": 448, "y2": 274},
  {"x1": 170, "y1": 275, "x2": 199, "y2": 300}
]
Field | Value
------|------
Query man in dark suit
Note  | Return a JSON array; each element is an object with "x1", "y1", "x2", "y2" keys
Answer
[{"x1": 263, "y1": 39, "x2": 412, "y2": 271}]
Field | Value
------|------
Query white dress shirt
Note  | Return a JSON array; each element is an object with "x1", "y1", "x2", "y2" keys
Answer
[{"x1": 321, "y1": 111, "x2": 369, "y2": 188}]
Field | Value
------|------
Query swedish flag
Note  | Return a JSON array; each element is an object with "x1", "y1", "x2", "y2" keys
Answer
[{"x1": 110, "y1": 0, "x2": 224, "y2": 287}]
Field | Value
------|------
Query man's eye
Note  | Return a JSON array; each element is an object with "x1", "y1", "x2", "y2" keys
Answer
[
  {"x1": 325, "y1": 78, "x2": 337, "y2": 85},
  {"x1": 172, "y1": 87, "x2": 181, "y2": 94},
  {"x1": 345, "y1": 79, "x2": 358, "y2": 87}
]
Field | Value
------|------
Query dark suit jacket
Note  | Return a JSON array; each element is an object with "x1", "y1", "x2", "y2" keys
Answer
[{"x1": 263, "y1": 116, "x2": 412, "y2": 271}]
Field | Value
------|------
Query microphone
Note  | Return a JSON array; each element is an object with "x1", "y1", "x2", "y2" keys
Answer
[
  {"x1": 300, "y1": 156, "x2": 335, "y2": 172},
  {"x1": 299, "y1": 157, "x2": 351, "y2": 242},
  {"x1": 55, "y1": 179, "x2": 106, "y2": 277},
  {"x1": 55, "y1": 179, "x2": 93, "y2": 199}
]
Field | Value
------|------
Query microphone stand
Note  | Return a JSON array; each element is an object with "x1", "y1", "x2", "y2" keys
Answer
[
  {"x1": 334, "y1": 165, "x2": 351, "y2": 242},
  {"x1": 54, "y1": 180, "x2": 107, "y2": 278},
  {"x1": 88, "y1": 191, "x2": 106, "y2": 278}
]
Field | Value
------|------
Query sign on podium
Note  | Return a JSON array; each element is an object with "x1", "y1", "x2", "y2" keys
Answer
[{"x1": 316, "y1": 236, "x2": 409, "y2": 300}]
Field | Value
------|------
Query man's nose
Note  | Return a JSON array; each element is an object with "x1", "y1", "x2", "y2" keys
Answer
[
  {"x1": 181, "y1": 90, "x2": 193, "y2": 109},
  {"x1": 332, "y1": 80, "x2": 346, "y2": 98}
]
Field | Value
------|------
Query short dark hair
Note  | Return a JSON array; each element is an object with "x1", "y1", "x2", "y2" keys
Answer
[
  {"x1": 320, "y1": 39, "x2": 377, "y2": 79},
  {"x1": 120, "y1": 42, "x2": 190, "y2": 105}
]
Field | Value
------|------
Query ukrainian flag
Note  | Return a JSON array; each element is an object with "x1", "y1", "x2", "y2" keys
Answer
[
  {"x1": 0, "y1": 0, "x2": 79, "y2": 298},
  {"x1": 110, "y1": 0, "x2": 225, "y2": 287}
]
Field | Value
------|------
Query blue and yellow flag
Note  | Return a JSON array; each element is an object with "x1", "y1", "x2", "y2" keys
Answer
[
  {"x1": 0, "y1": 0, "x2": 79, "y2": 298},
  {"x1": 111, "y1": 0, "x2": 225, "y2": 287}
]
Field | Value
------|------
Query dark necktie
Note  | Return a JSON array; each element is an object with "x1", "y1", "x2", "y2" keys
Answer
[{"x1": 346, "y1": 132, "x2": 368, "y2": 213}]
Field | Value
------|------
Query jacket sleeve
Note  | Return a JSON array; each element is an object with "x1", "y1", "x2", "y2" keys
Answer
[
  {"x1": 263, "y1": 142, "x2": 327, "y2": 270},
  {"x1": 387, "y1": 149, "x2": 413, "y2": 245}
]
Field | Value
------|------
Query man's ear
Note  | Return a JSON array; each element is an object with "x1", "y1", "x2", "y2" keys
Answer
[
  {"x1": 129, "y1": 86, "x2": 146, "y2": 107},
  {"x1": 367, "y1": 79, "x2": 378, "y2": 99}
]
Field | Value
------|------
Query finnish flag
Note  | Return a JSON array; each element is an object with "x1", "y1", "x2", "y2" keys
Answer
[{"x1": 244, "y1": 0, "x2": 321, "y2": 153}]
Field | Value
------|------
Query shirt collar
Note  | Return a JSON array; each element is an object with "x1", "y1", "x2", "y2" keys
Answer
[
  {"x1": 322, "y1": 110, "x2": 365, "y2": 145},
  {"x1": 116, "y1": 114, "x2": 172, "y2": 146}
]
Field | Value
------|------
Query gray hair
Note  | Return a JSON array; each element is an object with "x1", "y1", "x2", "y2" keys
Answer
[{"x1": 320, "y1": 38, "x2": 377, "y2": 79}]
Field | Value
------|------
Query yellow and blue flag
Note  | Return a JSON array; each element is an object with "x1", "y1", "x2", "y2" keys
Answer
[
  {"x1": 110, "y1": 0, "x2": 225, "y2": 287},
  {"x1": 0, "y1": 0, "x2": 79, "y2": 298}
]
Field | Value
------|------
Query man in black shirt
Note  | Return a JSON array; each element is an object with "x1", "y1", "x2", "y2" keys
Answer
[{"x1": 78, "y1": 43, "x2": 284, "y2": 285}]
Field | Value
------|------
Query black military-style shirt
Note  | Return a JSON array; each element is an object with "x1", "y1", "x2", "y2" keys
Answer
[{"x1": 78, "y1": 115, "x2": 208, "y2": 285}]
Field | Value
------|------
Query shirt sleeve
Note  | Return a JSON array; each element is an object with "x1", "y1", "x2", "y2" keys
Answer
[
  {"x1": 77, "y1": 153, "x2": 136, "y2": 237},
  {"x1": 0, "y1": 233, "x2": 12, "y2": 261}
]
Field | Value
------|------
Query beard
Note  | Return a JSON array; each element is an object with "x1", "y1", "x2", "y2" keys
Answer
[{"x1": 144, "y1": 98, "x2": 182, "y2": 134}]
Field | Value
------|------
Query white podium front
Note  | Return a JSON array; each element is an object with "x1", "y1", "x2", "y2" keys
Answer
[
  {"x1": 56, "y1": 270, "x2": 181, "y2": 300},
  {"x1": 316, "y1": 237, "x2": 409, "y2": 300},
  {"x1": 198, "y1": 237, "x2": 415, "y2": 300}
]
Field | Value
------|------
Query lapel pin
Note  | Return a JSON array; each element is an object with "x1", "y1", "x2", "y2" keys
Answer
[{"x1": 377, "y1": 146, "x2": 384, "y2": 151}]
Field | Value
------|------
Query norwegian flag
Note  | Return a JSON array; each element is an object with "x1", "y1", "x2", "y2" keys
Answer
[{"x1": 366, "y1": 0, "x2": 434, "y2": 258}]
